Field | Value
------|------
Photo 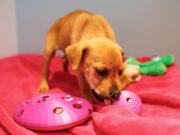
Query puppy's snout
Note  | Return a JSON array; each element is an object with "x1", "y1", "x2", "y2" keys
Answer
[{"x1": 110, "y1": 90, "x2": 120, "y2": 99}]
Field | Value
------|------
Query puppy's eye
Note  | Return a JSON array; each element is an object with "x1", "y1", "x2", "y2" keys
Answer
[
  {"x1": 96, "y1": 69, "x2": 107, "y2": 76},
  {"x1": 119, "y1": 70, "x2": 123, "y2": 76}
]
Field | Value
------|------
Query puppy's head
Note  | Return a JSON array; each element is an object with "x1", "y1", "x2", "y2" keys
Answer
[{"x1": 66, "y1": 37, "x2": 124, "y2": 102}]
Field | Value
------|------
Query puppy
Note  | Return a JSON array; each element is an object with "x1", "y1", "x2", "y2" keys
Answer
[{"x1": 39, "y1": 10, "x2": 140, "y2": 103}]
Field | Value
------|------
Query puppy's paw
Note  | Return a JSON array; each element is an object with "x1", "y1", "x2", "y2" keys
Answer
[
  {"x1": 38, "y1": 79, "x2": 50, "y2": 92},
  {"x1": 123, "y1": 64, "x2": 141, "y2": 82}
]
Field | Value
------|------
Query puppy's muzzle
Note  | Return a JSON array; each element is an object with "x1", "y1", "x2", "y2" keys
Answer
[
  {"x1": 92, "y1": 89, "x2": 121, "y2": 103},
  {"x1": 110, "y1": 90, "x2": 120, "y2": 99},
  {"x1": 92, "y1": 89, "x2": 104, "y2": 102}
]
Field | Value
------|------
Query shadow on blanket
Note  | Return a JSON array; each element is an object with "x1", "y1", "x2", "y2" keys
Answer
[{"x1": 49, "y1": 71, "x2": 80, "y2": 97}]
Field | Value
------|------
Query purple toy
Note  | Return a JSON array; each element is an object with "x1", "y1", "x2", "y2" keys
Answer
[
  {"x1": 14, "y1": 94, "x2": 93, "y2": 131},
  {"x1": 112, "y1": 91, "x2": 143, "y2": 115}
]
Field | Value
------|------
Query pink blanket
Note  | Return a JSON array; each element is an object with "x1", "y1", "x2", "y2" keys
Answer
[{"x1": 0, "y1": 54, "x2": 180, "y2": 135}]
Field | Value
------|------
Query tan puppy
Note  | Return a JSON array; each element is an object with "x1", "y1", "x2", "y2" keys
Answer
[{"x1": 39, "y1": 10, "x2": 140, "y2": 103}]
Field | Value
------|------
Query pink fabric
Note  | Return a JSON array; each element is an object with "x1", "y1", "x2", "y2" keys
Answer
[{"x1": 0, "y1": 54, "x2": 180, "y2": 135}]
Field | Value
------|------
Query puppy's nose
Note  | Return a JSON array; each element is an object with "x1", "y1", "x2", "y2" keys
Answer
[{"x1": 110, "y1": 91, "x2": 120, "y2": 99}]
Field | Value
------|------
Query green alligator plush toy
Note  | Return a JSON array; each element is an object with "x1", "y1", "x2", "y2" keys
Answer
[{"x1": 125, "y1": 55, "x2": 174, "y2": 76}]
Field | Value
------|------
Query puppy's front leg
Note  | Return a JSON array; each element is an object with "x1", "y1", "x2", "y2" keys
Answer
[
  {"x1": 62, "y1": 55, "x2": 69, "y2": 72},
  {"x1": 39, "y1": 48, "x2": 55, "y2": 92},
  {"x1": 39, "y1": 32, "x2": 57, "y2": 92},
  {"x1": 77, "y1": 68, "x2": 92, "y2": 103}
]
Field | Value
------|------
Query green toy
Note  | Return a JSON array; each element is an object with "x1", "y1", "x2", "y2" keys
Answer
[{"x1": 125, "y1": 55, "x2": 174, "y2": 76}]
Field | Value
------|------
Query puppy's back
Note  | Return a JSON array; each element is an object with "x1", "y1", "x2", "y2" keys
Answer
[
  {"x1": 47, "y1": 10, "x2": 93, "y2": 50},
  {"x1": 47, "y1": 10, "x2": 115, "y2": 51}
]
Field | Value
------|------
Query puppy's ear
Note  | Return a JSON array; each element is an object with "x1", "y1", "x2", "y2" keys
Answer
[
  {"x1": 65, "y1": 41, "x2": 89, "y2": 70},
  {"x1": 119, "y1": 46, "x2": 124, "y2": 56}
]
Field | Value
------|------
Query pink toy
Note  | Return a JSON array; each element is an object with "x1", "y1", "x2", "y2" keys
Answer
[
  {"x1": 112, "y1": 91, "x2": 143, "y2": 115},
  {"x1": 14, "y1": 94, "x2": 93, "y2": 131},
  {"x1": 92, "y1": 90, "x2": 143, "y2": 115}
]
